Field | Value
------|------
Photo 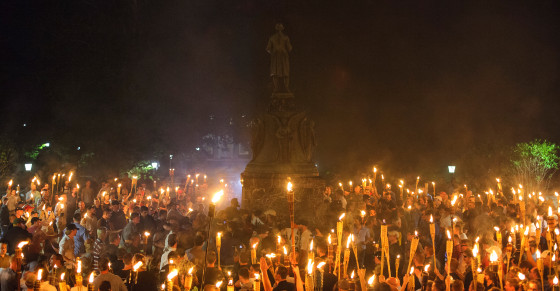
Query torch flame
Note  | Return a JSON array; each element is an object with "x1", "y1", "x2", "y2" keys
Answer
[
  {"x1": 368, "y1": 275, "x2": 375, "y2": 285},
  {"x1": 424, "y1": 264, "x2": 430, "y2": 272},
  {"x1": 339, "y1": 213, "x2": 346, "y2": 221},
  {"x1": 309, "y1": 240, "x2": 314, "y2": 251},
  {"x1": 287, "y1": 182, "x2": 293, "y2": 192},
  {"x1": 346, "y1": 235, "x2": 352, "y2": 248},
  {"x1": 490, "y1": 250, "x2": 498, "y2": 262},
  {"x1": 429, "y1": 215, "x2": 433, "y2": 223},
  {"x1": 447, "y1": 230, "x2": 451, "y2": 240},
  {"x1": 277, "y1": 235, "x2": 282, "y2": 244},
  {"x1": 328, "y1": 234, "x2": 332, "y2": 244},
  {"x1": 350, "y1": 270, "x2": 355, "y2": 279},
  {"x1": 77, "y1": 260, "x2": 82, "y2": 273},
  {"x1": 554, "y1": 277, "x2": 559, "y2": 285},
  {"x1": 494, "y1": 226, "x2": 500, "y2": 232},
  {"x1": 410, "y1": 267, "x2": 414, "y2": 275},
  {"x1": 133, "y1": 261, "x2": 143, "y2": 271},
  {"x1": 211, "y1": 190, "x2": 224, "y2": 204},
  {"x1": 283, "y1": 246, "x2": 287, "y2": 255},
  {"x1": 252, "y1": 242, "x2": 258, "y2": 249},
  {"x1": 518, "y1": 273, "x2": 526, "y2": 280},
  {"x1": 89, "y1": 272, "x2": 94, "y2": 283},
  {"x1": 17, "y1": 241, "x2": 29, "y2": 249},
  {"x1": 536, "y1": 250, "x2": 541, "y2": 259},
  {"x1": 549, "y1": 206, "x2": 553, "y2": 217},
  {"x1": 317, "y1": 262, "x2": 326, "y2": 269},
  {"x1": 61, "y1": 273, "x2": 65, "y2": 280},
  {"x1": 37, "y1": 269, "x2": 43, "y2": 281},
  {"x1": 215, "y1": 281, "x2": 223, "y2": 288},
  {"x1": 188, "y1": 267, "x2": 194, "y2": 275},
  {"x1": 167, "y1": 269, "x2": 178, "y2": 280}
]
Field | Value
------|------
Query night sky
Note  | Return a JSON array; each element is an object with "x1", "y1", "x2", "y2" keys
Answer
[{"x1": 2, "y1": 1, "x2": 560, "y2": 180}]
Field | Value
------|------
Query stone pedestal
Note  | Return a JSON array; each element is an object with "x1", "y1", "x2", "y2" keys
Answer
[{"x1": 241, "y1": 93, "x2": 324, "y2": 226}]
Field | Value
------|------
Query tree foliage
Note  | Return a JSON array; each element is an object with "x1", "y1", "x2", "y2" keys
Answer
[{"x1": 511, "y1": 139, "x2": 559, "y2": 193}]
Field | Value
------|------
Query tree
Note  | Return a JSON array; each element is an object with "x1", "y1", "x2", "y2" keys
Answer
[
  {"x1": 0, "y1": 137, "x2": 18, "y2": 182},
  {"x1": 511, "y1": 139, "x2": 559, "y2": 194}
]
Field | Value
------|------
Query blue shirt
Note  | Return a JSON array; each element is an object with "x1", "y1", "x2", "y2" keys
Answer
[{"x1": 74, "y1": 223, "x2": 88, "y2": 256}]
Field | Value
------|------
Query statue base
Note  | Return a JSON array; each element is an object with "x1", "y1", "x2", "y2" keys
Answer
[{"x1": 241, "y1": 92, "x2": 323, "y2": 226}]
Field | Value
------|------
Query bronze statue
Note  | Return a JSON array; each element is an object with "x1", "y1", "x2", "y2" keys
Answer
[{"x1": 267, "y1": 23, "x2": 292, "y2": 93}]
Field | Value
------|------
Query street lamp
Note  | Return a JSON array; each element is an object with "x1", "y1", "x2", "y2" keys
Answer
[
  {"x1": 448, "y1": 166, "x2": 456, "y2": 174},
  {"x1": 151, "y1": 162, "x2": 158, "y2": 170},
  {"x1": 24, "y1": 163, "x2": 32, "y2": 172}
]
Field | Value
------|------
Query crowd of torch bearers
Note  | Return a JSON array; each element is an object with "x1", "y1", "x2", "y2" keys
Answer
[{"x1": 6, "y1": 165, "x2": 560, "y2": 291}]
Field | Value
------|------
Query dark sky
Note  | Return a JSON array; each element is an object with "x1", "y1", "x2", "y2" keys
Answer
[{"x1": 2, "y1": 0, "x2": 560, "y2": 179}]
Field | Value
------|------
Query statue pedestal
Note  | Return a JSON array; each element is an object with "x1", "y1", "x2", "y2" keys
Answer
[{"x1": 241, "y1": 93, "x2": 324, "y2": 226}]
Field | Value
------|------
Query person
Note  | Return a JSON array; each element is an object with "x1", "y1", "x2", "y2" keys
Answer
[
  {"x1": 93, "y1": 227, "x2": 108, "y2": 271},
  {"x1": 93, "y1": 257, "x2": 127, "y2": 291},
  {"x1": 0, "y1": 242, "x2": 9, "y2": 268},
  {"x1": 266, "y1": 23, "x2": 292, "y2": 92},
  {"x1": 160, "y1": 233, "x2": 177, "y2": 271},
  {"x1": 196, "y1": 251, "x2": 224, "y2": 287},
  {"x1": 259, "y1": 257, "x2": 295, "y2": 291},
  {"x1": 59, "y1": 223, "x2": 78, "y2": 269},
  {"x1": 128, "y1": 254, "x2": 158, "y2": 291},
  {"x1": 73, "y1": 213, "x2": 89, "y2": 256},
  {"x1": 121, "y1": 212, "x2": 140, "y2": 247},
  {"x1": 109, "y1": 201, "x2": 126, "y2": 231},
  {"x1": 1, "y1": 217, "x2": 32, "y2": 254},
  {"x1": 81, "y1": 180, "x2": 95, "y2": 208},
  {"x1": 0, "y1": 255, "x2": 17, "y2": 290},
  {"x1": 0, "y1": 197, "x2": 10, "y2": 236}
]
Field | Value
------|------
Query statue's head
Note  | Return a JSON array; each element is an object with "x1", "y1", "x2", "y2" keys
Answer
[{"x1": 275, "y1": 23, "x2": 284, "y2": 32}]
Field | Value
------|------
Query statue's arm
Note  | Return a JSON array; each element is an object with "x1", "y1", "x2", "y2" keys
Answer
[
  {"x1": 266, "y1": 38, "x2": 272, "y2": 54},
  {"x1": 286, "y1": 37, "x2": 292, "y2": 52}
]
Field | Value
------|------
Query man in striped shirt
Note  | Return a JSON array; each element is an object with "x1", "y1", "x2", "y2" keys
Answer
[{"x1": 92, "y1": 227, "x2": 108, "y2": 271}]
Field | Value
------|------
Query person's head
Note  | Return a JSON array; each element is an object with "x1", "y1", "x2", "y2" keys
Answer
[
  {"x1": 74, "y1": 213, "x2": 82, "y2": 223},
  {"x1": 130, "y1": 212, "x2": 140, "y2": 224},
  {"x1": 504, "y1": 278, "x2": 519, "y2": 291},
  {"x1": 388, "y1": 231, "x2": 399, "y2": 244},
  {"x1": 140, "y1": 206, "x2": 149, "y2": 216},
  {"x1": 275, "y1": 265, "x2": 288, "y2": 281},
  {"x1": 0, "y1": 243, "x2": 7, "y2": 255},
  {"x1": 451, "y1": 280, "x2": 464, "y2": 291},
  {"x1": 111, "y1": 201, "x2": 120, "y2": 211},
  {"x1": 66, "y1": 223, "x2": 78, "y2": 237},
  {"x1": 13, "y1": 217, "x2": 26, "y2": 228},
  {"x1": 238, "y1": 268, "x2": 250, "y2": 283},
  {"x1": 526, "y1": 280, "x2": 541, "y2": 291},
  {"x1": 432, "y1": 279, "x2": 446, "y2": 291},
  {"x1": 109, "y1": 233, "x2": 120, "y2": 245},
  {"x1": 168, "y1": 233, "x2": 177, "y2": 248},
  {"x1": 99, "y1": 257, "x2": 111, "y2": 272},
  {"x1": 50, "y1": 254, "x2": 63, "y2": 268}
]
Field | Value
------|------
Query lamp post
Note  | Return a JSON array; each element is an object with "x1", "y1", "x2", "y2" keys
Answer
[
  {"x1": 25, "y1": 163, "x2": 32, "y2": 172},
  {"x1": 201, "y1": 190, "x2": 223, "y2": 289}
]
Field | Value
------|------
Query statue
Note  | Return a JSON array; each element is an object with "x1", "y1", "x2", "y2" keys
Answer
[{"x1": 267, "y1": 23, "x2": 292, "y2": 93}]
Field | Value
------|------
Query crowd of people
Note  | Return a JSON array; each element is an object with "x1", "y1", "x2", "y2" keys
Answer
[{"x1": 0, "y1": 173, "x2": 557, "y2": 291}]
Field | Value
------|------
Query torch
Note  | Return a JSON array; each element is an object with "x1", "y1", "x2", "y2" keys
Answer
[
  {"x1": 407, "y1": 231, "x2": 419, "y2": 273},
  {"x1": 34, "y1": 269, "x2": 42, "y2": 291},
  {"x1": 429, "y1": 215, "x2": 436, "y2": 270},
  {"x1": 305, "y1": 259, "x2": 315, "y2": 291},
  {"x1": 254, "y1": 273, "x2": 261, "y2": 291},
  {"x1": 88, "y1": 272, "x2": 95, "y2": 291},
  {"x1": 167, "y1": 269, "x2": 178, "y2": 291},
  {"x1": 344, "y1": 235, "x2": 352, "y2": 278},
  {"x1": 336, "y1": 213, "x2": 345, "y2": 279},
  {"x1": 251, "y1": 242, "x2": 258, "y2": 265},
  {"x1": 216, "y1": 232, "x2": 222, "y2": 267},
  {"x1": 201, "y1": 190, "x2": 223, "y2": 289},
  {"x1": 537, "y1": 250, "x2": 544, "y2": 291},
  {"x1": 59, "y1": 273, "x2": 67, "y2": 291},
  {"x1": 287, "y1": 181, "x2": 296, "y2": 256},
  {"x1": 184, "y1": 267, "x2": 194, "y2": 290},
  {"x1": 328, "y1": 234, "x2": 334, "y2": 273}
]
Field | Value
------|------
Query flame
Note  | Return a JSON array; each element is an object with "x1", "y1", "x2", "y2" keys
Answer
[
  {"x1": 317, "y1": 262, "x2": 326, "y2": 269},
  {"x1": 518, "y1": 273, "x2": 525, "y2": 280},
  {"x1": 89, "y1": 272, "x2": 94, "y2": 283},
  {"x1": 328, "y1": 234, "x2": 332, "y2": 244},
  {"x1": 374, "y1": 167, "x2": 377, "y2": 173},
  {"x1": 415, "y1": 231, "x2": 418, "y2": 236},
  {"x1": 424, "y1": 264, "x2": 430, "y2": 272},
  {"x1": 265, "y1": 254, "x2": 276, "y2": 258},
  {"x1": 490, "y1": 251, "x2": 498, "y2": 262},
  {"x1": 252, "y1": 242, "x2": 258, "y2": 249},
  {"x1": 451, "y1": 196, "x2": 457, "y2": 206},
  {"x1": 368, "y1": 275, "x2": 375, "y2": 285},
  {"x1": 350, "y1": 270, "x2": 355, "y2": 279},
  {"x1": 447, "y1": 230, "x2": 451, "y2": 240},
  {"x1": 524, "y1": 226, "x2": 529, "y2": 236},
  {"x1": 508, "y1": 236, "x2": 512, "y2": 243},
  {"x1": 536, "y1": 250, "x2": 541, "y2": 259},
  {"x1": 61, "y1": 273, "x2": 65, "y2": 280},
  {"x1": 410, "y1": 267, "x2": 414, "y2": 275},
  {"x1": 278, "y1": 235, "x2": 282, "y2": 244},
  {"x1": 133, "y1": 261, "x2": 143, "y2": 271},
  {"x1": 338, "y1": 182, "x2": 342, "y2": 188},
  {"x1": 188, "y1": 267, "x2": 194, "y2": 275},
  {"x1": 494, "y1": 226, "x2": 500, "y2": 232},
  {"x1": 360, "y1": 210, "x2": 366, "y2": 217},
  {"x1": 77, "y1": 259, "x2": 82, "y2": 273},
  {"x1": 475, "y1": 236, "x2": 480, "y2": 243},
  {"x1": 37, "y1": 269, "x2": 42, "y2": 281},
  {"x1": 496, "y1": 178, "x2": 500, "y2": 183},
  {"x1": 8, "y1": 180, "x2": 13, "y2": 186},
  {"x1": 167, "y1": 269, "x2": 178, "y2": 280},
  {"x1": 17, "y1": 241, "x2": 29, "y2": 249},
  {"x1": 255, "y1": 273, "x2": 260, "y2": 280},
  {"x1": 215, "y1": 281, "x2": 223, "y2": 288},
  {"x1": 287, "y1": 182, "x2": 293, "y2": 192},
  {"x1": 229, "y1": 279, "x2": 233, "y2": 285},
  {"x1": 346, "y1": 235, "x2": 352, "y2": 248},
  {"x1": 212, "y1": 190, "x2": 224, "y2": 203},
  {"x1": 339, "y1": 213, "x2": 346, "y2": 221},
  {"x1": 472, "y1": 244, "x2": 479, "y2": 257},
  {"x1": 554, "y1": 277, "x2": 559, "y2": 285},
  {"x1": 309, "y1": 240, "x2": 314, "y2": 251},
  {"x1": 144, "y1": 232, "x2": 150, "y2": 237},
  {"x1": 549, "y1": 206, "x2": 553, "y2": 217},
  {"x1": 283, "y1": 246, "x2": 288, "y2": 255},
  {"x1": 429, "y1": 215, "x2": 433, "y2": 223}
]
